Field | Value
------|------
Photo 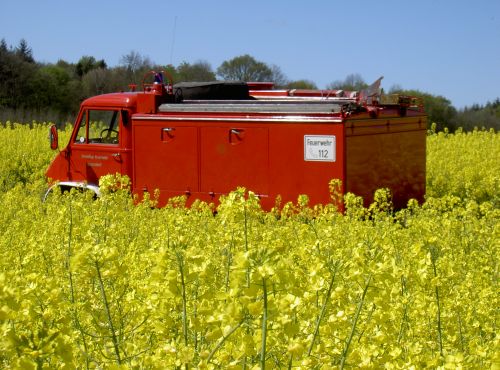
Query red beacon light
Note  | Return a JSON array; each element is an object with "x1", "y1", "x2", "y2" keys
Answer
[{"x1": 142, "y1": 70, "x2": 174, "y2": 95}]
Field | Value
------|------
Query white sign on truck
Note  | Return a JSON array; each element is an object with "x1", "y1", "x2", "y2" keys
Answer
[{"x1": 304, "y1": 135, "x2": 336, "y2": 162}]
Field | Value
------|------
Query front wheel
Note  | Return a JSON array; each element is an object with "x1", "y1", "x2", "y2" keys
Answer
[{"x1": 42, "y1": 183, "x2": 100, "y2": 203}]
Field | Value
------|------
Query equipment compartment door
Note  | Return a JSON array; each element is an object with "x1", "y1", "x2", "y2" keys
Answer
[
  {"x1": 133, "y1": 125, "x2": 198, "y2": 192},
  {"x1": 201, "y1": 127, "x2": 269, "y2": 195}
]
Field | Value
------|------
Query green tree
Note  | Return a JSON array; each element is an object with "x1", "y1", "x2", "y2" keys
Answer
[
  {"x1": 285, "y1": 79, "x2": 318, "y2": 89},
  {"x1": 0, "y1": 38, "x2": 8, "y2": 54},
  {"x1": 451, "y1": 99, "x2": 500, "y2": 131},
  {"x1": 119, "y1": 50, "x2": 153, "y2": 84},
  {"x1": 15, "y1": 38, "x2": 34, "y2": 63},
  {"x1": 176, "y1": 60, "x2": 216, "y2": 82},
  {"x1": 327, "y1": 73, "x2": 367, "y2": 91},
  {"x1": 217, "y1": 54, "x2": 274, "y2": 82},
  {"x1": 82, "y1": 68, "x2": 110, "y2": 96},
  {"x1": 76, "y1": 56, "x2": 107, "y2": 78},
  {"x1": 270, "y1": 65, "x2": 288, "y2": 87},
  {"x1": 0, "y1": 40, "x2": 37, "y2": 110},
  {"x1": 29, "y1": 64, "x2": 82, "y2": 115},
  {"x1": 390, "y1": 88, "x2": 457, "y2": 131}
]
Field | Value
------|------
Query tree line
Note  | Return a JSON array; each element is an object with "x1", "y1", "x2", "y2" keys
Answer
[{"x1": 1, "y1": 39, "x2": 498, "y2": 131}]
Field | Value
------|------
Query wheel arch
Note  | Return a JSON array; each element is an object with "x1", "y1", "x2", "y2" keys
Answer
[{"x1": 43, "y1": 181, "x2": 101, "y2": 202}]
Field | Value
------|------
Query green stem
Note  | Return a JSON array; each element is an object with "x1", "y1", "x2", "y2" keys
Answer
[
  {"x1": 244, "y1": 204, "x2": 250, "y2": 288},
  {"x1": 308, "y1": 263, "x2": 338, "y2": 355},
  {"x1": 176, "y1": 252, "x2": 189, "y2": 347},
  {"x1": 66, "y1": 198, "x2": 75, "y2": 303},
  {"x1": 457, "y1": 310, "x2": 465, "y2": 353},
  {"x1": 260, "y1": 277, "x2": 268, "y2": 370},
  {"x1": 340, "y1": 275, "x2": 371, "y2": 370},
  {"x1": 225, "y1": 230, "x2": 234, "y2": 292},
  {"x1": 193, "y1": 282, "x2": 199, "y2": 351},
  {"x1": 397, "y1": 276, "x2": 409, "y2": 345},
  {"x1": 244, "y1": 203, "x2": 248, "y2": 252},
  {"x1": 432, "y1": 259, "x2": 444, "y2": 358},
  {"x1": 206, "y1": 319, "x2": 244, "y2": 363},
  {"x1": 66, "y1": 199, "x2": 90, "y2": 369},
  {"x1": 95, "y1": 260, "x2": 121, "y2": 364},
  {"x1": 66, "y1": 199, "x2": 75, "y2": 303}
]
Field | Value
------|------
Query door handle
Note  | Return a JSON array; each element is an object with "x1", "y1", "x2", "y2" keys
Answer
[
  {"x1": 229, "y1": 128, "x2": 244, "y2": 144},
  {"x1": 162, "y1": 127, "x2": 175, "y2": 142}
]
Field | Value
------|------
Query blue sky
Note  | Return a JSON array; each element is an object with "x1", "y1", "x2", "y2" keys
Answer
[{"x1": 1, "y1": 0, "x2": 499, "y2": 108}]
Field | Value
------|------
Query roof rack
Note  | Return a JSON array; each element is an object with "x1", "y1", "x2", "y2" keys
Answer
[{"x1": 158, "y1": 100, "x2": 347, "y2": 114}]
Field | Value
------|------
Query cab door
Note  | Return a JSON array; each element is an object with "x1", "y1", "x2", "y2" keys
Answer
[{"x1": 69, "y1": 109, "x2": 124, "y2": 184}]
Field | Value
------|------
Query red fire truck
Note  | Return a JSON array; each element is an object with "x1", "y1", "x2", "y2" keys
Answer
[{"x1": 46, "y1": 73, "x2": 426, "y2": 210}]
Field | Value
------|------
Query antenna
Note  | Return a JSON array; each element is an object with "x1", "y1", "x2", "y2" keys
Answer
[{"x1": 169, "y1": 16, "x2": 177, "y2": 65}]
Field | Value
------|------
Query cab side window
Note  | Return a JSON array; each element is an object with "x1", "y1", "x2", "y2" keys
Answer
[{"x1": 74, "y1": 109, "x2": 120, "y2": 144}]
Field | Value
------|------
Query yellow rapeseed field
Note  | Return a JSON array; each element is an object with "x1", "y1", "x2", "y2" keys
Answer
[{"x1": 0, "y1": 123, "x2": 498, "y2": 369}]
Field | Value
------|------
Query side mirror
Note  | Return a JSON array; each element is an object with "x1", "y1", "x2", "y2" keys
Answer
[{"x1": 49, "y1": 124, "x2": 58, "y2": 150}]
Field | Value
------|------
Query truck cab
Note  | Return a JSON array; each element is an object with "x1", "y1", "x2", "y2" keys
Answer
[
  {"x1": 46, "y1": 71, "x2": 171, "y2": 197},
  {"x1": 46, "y1": 93, "x2": 136, "y2": 196}
]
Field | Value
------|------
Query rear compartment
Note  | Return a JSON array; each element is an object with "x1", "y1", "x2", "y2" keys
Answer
[{"x1": 131, "y1": 92, "x2": 426, "y2": 209}]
